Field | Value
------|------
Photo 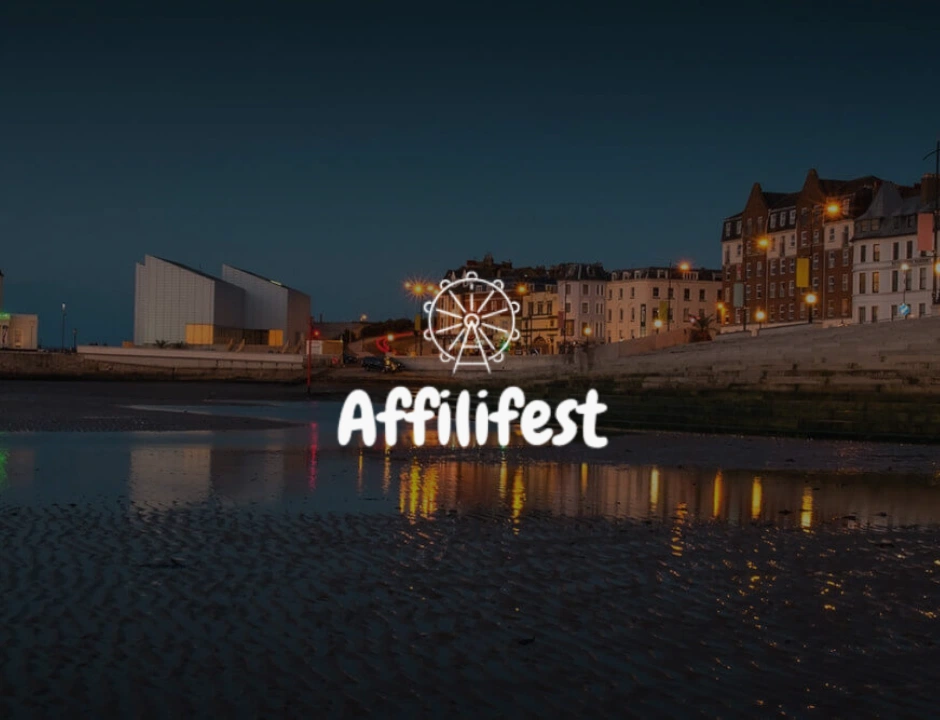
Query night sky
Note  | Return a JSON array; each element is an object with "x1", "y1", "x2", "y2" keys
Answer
[{"x1": 2, "y1": 1, "x2": 939, "y2": 345}]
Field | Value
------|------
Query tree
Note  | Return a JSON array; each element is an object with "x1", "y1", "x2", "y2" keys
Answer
[{"x1": 689, "y1": 312, "x2": 715, "y2": 343}]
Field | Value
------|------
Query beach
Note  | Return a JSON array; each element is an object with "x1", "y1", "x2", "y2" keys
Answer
[{"x1": 2, "y1": 380, "x2": 939, "y2": 717}]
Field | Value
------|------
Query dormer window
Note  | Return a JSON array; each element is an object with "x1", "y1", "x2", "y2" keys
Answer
[{"x1": 770, "y1": 215, "x2": 777, "y2": 229}]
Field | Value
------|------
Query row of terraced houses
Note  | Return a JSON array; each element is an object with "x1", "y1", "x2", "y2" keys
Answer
[
  {"x1": 436, "y1": 169, "x2": 939, "y2": 353},
  {"x1": 720, "y1": 169, "x2": 939, "y2": 328}
]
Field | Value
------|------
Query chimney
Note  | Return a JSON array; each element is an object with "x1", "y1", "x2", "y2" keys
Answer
[{"x1": 922, "y1": 173, "x2": 939, "y2": 207}]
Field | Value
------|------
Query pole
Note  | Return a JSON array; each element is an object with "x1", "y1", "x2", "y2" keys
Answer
[
  {"x1": 60, "y1": 304, "x2": 66, "y2": 351},
  {"x1": 306, "y1": 317, "x2": 312, "y2": 396},
  {"x1": 667, "y1": 268, "x2": 673, "y2": 330},
  {"x1": 925, "y1": 141, "x2": 940, "y2": 303}
]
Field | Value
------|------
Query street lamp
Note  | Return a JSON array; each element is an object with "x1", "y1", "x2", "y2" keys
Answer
[
  {"x1": 403, "y1": 278, "x2": 433, "y2": 355},
  {"x1": 582, "y1": 325, "x2": 593, "y2": 345},
  {"x1": 756, "y1": 237, "x2": 771, "y2": 325},
  {"x1": 900, "y1": 262, "x2": 911, "y2": 315},
  {"x1": 805, "y1": 293, "x2": 817, "y2": 325},
  {"x1": 755, "y1": 309, "x2": 766, "y2": 329},
  {"x1": 515, "y1": 282, "x2": 530, "y2": 351},
  {"x1": 716, "y1": 301, "x2": 726, "y2": 325},
  {"x1": 667, "y1": 261, "x2": 691, "y2": 330},
  {"x1": 60, "y1": 303, "x2": 67, "y2": 352},
  {"x1": 653, "y1": 318, "x2": 663, "y2": 334}
]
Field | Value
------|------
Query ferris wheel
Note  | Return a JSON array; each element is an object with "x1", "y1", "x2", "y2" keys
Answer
[{"x1": 423, "y1": 271, "x2": 521, "y2": 373}]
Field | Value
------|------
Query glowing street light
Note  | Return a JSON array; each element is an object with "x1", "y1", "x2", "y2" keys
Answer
[
  {"x1": 826, "y1": 202, "x2": 841, "y2": 217},
  {"x1": 755, "y1": 309, "x2": 766, "y2": 329},
  {"x1": 805, "y1": 292, "x2": 817, "y2": 325}
]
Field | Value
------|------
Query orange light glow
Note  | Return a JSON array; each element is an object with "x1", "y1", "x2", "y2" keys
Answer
[
  {"x1": 826, "y1": 203, "x2": 840, "y2": 216},
  {"x1": 806, "y1": 293, "x2": 817, "y2": 305},
  {"x1": 583, "y1": 326, "x2": 593, "y2": 336},
  {"x1": 757, "y1": 237, "x2": 770, "y2": 249},
  {"x1": 755, "y1": 310, "x2": 766, "y2": 321},
  {"x1": 515, "y1": 284, "x2": 528, "y2": 295},
  {"x1": 387, "y1": 333, "x2": 395, "y2": 342},
  {"x1": 678, "y1": 262, "x2": 691, "y2": 272}
]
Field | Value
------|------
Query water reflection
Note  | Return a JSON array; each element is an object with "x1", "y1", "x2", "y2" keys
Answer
[{"x1": 2, "y1": 431, "x2": 940, "y2": 528}]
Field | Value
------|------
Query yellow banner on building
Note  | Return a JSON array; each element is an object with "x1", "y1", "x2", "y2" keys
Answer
[{"x1": 795, "y1": 258, "x2": 810, "y2": 288}]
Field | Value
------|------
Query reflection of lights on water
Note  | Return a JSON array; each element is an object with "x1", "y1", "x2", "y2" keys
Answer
[
  {"x1": 511, "y1": 468, "x2": 525, "y2": 531},
  {"x1": 649, "y1": 467, "x2": 660, "y2": 516},
  {"x1": 580, "y1": 462, "x2": 588, "y2": 496},
  {"x1": 357, "y1": 450, "x2": 364, "y2": 493},
  {"x1": 751, "y1": 476, "x2": 762, "y2": 521},
  {"x1": 498, "y1": 459, "x2": 508, "y2": 501},
  {"x1": 713, "y1": 471, "x2": 723, "y2": 519},
  {"x1": 383, "y1": 448, "x2": 391, "y2": 494},
  {"x1": 801, "y1": 487, "x2": 813, "y2": 529},
  {"x1": 0, "y1": 449, "x2": 8, "y2": 489}
]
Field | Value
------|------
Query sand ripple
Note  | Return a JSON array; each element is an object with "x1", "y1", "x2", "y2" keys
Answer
[{"x1": 1, "y1": 505, "x2": 938, "y2": 717}]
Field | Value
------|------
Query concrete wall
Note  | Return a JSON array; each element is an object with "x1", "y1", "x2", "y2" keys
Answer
[
  {"x1": 77, "y1": 346, "x2": 304, "y2": 370},
  {"x1": 286, "y1": 288, "x2": 310, "y2": 345}
]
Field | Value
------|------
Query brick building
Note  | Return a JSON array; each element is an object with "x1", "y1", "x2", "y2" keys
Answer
[{"x1": 721, "y1": 169, "x2": 882, "y2": 327}]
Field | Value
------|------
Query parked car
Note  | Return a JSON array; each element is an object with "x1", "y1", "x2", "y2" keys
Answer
[
  {"x1": 342, "y1": 352, "x2": 359, "y2": 365},
  {"x1": 362, "y1": 355, "x2": 406, "y2": 373},
  {"x1": 362, "y1": 356, "x2": 385, "y2": 372}
]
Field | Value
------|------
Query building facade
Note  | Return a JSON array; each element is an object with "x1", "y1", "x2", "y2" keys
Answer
[
  {"x1": 721, "y1": 169, "x2": 881, "y2": 327},
  {"x1": 134, "y1": 256, "x2": 245, "y2": 346},
  {"x1": 852, "y1": 177, "x2": 939, "y2": 323},
  {"x1": 607, "y1": 267, "x2": 723, "y2": 341},
  {"x1": 221, "y1": 265, "x2": 310, "y2": 346},
  {"x1": 555, "y1": 263, "x2": 608, "y2": 345}
]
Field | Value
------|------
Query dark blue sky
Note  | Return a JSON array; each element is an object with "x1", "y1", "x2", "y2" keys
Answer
[{"x1": 2, "y1": 1, "x2": 939, "y2": 345}]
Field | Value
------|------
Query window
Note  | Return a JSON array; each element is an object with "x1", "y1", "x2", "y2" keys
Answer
[
  {"x1": 828, "y1": 276, "x2": 835, "y2": 292},
  {"x1": 789, "y1": 234, "x2": 796, "y2": 248},
  {"x1": 745, "y1": 285, "x2": 751, "y2": 299},
  {"x1": 528, "y1": 302, "x2": 534, "y2": 316},
  {"x1": 859, "y1": 273, "x2": 866, "y2": 294},
  {"x1": 789, "y1": 210, "x2": 796, "y2": 224},
  {"x1": 724, "y1": 249, "x2": 731, "y2": 265},
  {"x1": 813, "y1": 229, "x2": 820, "y2": 243},
  {"x1": 756, "y1": 261, "x2": 763, "y2": 276},
  {"x1": 829, "y1": 228, "x2": 835, "y2": 243},
  {"x1": 736, "y1": 220, "x2": 742, "y2": 234},
  {"x1": 872, "y1": 272, "x2": 880, "y2": 293},
  {"x1": 859, "y1": 306, "x2": 866, "y2": 324},
  {"x1": 699, "y1": 288, "x2": 705, "y2": 301},
  {"x1": 747, "y1": 217, "x2": 753, "y2": 233},
  {"x1": 827, "y1": 300, "x2": 835, "y2": 318},
  {"x1": 565, "y1": 283, "x2": 571, "y2": 294},
  {"x1": 780, "y1": 281, "x2": 786, "y2": 296},
  {"x1": 597, "y1": 285, "x2": 603, "y2": 296},
  {"x1": 842, "y1": 227, "x2": 849, "y2": 244},
  {"x1": 873, "y1": 244, "x2": 880, "y2": 261},
  {"x1": 789, "y1": 259, "x2": 796, "y2": 273},
  {"x1": 788, "y1": 280, "x2": 795, "y2": 297},
  {"x1": 812, "y1": 276, "x2": 819, "y2": 290},
  {"x1": 608, "y1": 309, "x2": 612, "y2": 322},
  {"x1": 770, "y1": 214, "x2": 777, "y2": 229},
  {"x1": 630, "y1": 288, "x2": 635, "y2": 299},
  {"x1": 907, "y1": 240, "x2": 913, "y2": 259},
  {"x1": 595, "y1": 303, "x2": 602, "y2": 314},
  {"x1": 919, "y1": 303, "x2": 927, "y2": 317},
  {"x1": 652, "y1": 287, "x2": 660, "y2": 298},
  {"x1": 842, "y1": 248, "x2": 849, "y2": 265},
  {"x1": 565, "y1": 302, "x2": 571, "y2": 313},
  {"x1": 619, "y1": 308, "x2": 623, "y2": 320},
  {"x1": 860, "y1": 245, "x2": 867, "y2": 263},
  {"x1": 756, "y1": 284, "x2": 762, "y2": 299},
  {"x1": 770, "y1": 283, "x2": 776, "y2": 299},
  {"x1": 618, "y1": 288, "x2": 623, "y2": 299},
  {"x1": 724, "y1": 222, "x2": 731, "y2": 237},
  {"x1": 871, "y1": 305, "x2": 879, "y2": 322},
  {"x1": 891, "y1": 271, "x2": 898, "y2": 293},
  {"x1": 682, "y1": 308, "x2": 690, "y2": 321},
  {"x1": 746, "y1": 263, "x2": 752, "y2": 279},
  {"x1": 631, "y1": 307, "x2": 635, "y2": 321},
  {"x1": 582, "y1": 284, "x2": 589, "y2": 295},
  {"x1": 801, "y1": 231, "x2": 808, "y2": 246},
  {"x1": 828, "y1": 252, "x2": 835, "y2": 269},
  {"x1": 608, "y1": 289, "x2": 612, "y2": 300},
  {"x1": 893, "y1": 242, "x2": 899, "y2": 261},
  {"x1": 905, "y1": 271, "x2": 912, "y2": 292},
  {"x1": 683, "y1": 288, "x2": 690, "y2": 301},
  {"x1": 581, "y1": 302, "x2": 589, "y2": 313},
  {"x1": 668, "y1": 288, "x2": 674, "y2": 299},
  {"x1": 921, "y1": 267, "x2": 928, "y2": 290},
  {"x1": 861, "y1": 220, "x2": 870, "y2": 232},
  {"x1": 841, "y1": 298, "x2": 849, "y2": 317},
  {"x1": 842, "y1": 273, "x2": 848, "y2": 292},
  {"x1": 812, "y1": 255, "x2": 819, "y2": 271},
  {"x1": 547, "y1": 301, "x2": 553, "y2": 314},
  {"x1": 770, "y1": 259, "x2": 777, "y2": 275}
]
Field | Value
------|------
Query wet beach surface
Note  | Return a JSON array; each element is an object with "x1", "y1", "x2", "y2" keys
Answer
[{"x1": 2, "y1": 381, "x2": 940, "y2": 716}]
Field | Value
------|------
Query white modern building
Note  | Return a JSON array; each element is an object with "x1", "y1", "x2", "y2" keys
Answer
[
  {"x1": 221, "y1": 265, "x2": 310, "y2": 347},
  {"x1": 0, "y1": 268, "x2": 40, "y2": 350},
  {"x1": 134, "y1": 256, "x2": 246, "y2": 346},
  {"x1": 852, "y1": 178, "x2": 938, "y2": 324}
]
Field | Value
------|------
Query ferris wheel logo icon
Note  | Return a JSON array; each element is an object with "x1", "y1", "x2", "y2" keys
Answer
[{"x1": 423, "y1": 271, "x2": 521, "y2": 374}]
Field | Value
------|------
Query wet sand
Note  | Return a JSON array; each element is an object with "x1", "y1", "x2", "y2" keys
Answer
[
  {"x1": 3, "y1": 380, "x2": 940, "y2": 716},
  {"x1": 1, "y1": 506, "x2": 937, "y2": 717}
]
